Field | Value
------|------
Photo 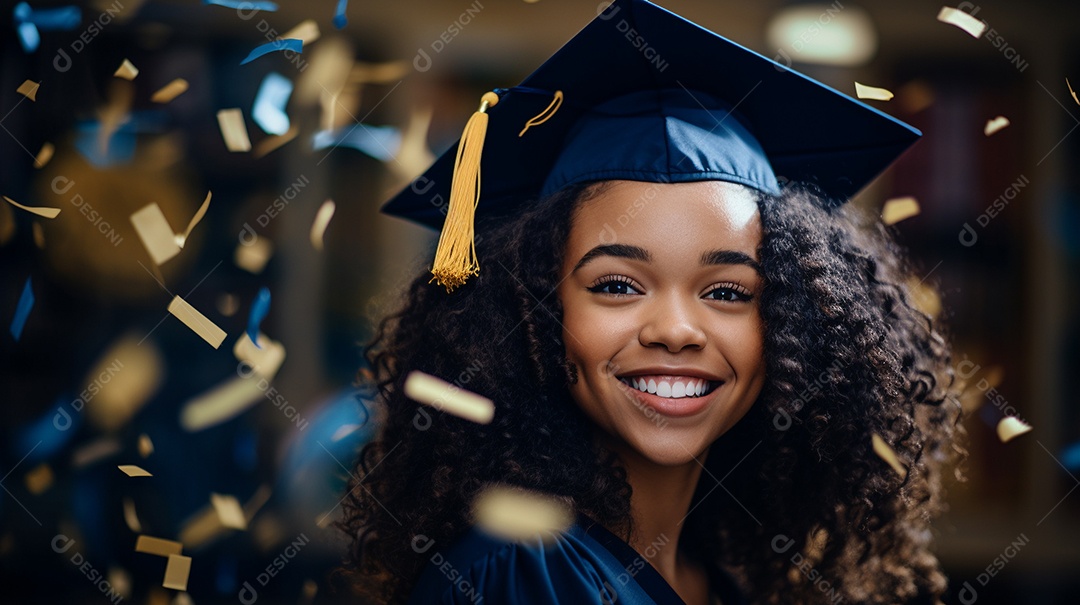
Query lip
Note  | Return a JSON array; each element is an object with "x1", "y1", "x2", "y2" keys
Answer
[{"x1": 613, "y1": 367, "x2": 727, "y2": 419}]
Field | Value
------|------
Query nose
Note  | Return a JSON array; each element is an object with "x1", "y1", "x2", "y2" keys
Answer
[{"x1": 637, "y1": 293, "x2": 707, "y2": 353}]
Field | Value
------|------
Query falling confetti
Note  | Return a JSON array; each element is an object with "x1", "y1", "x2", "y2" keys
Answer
[
  {"x1": 310, "y1": 200, "x2": 336, "y2": 251},
  {"x1": 16, "y1": 80, "x2": 40, "y2": 101},
  {"x1": 151, "y1": 79, "x2": 189, "y2": 103},
  {"x1": 234, "y1": 237, "x2": 274, "y2": 273},
  {"x1": 25, "y1": 463, "x2": 53, "y2": 495},
  {"x1": 176, "y1": 191, "x2": 212, "y2": 248},
  {"x1": 138, "y1": 434, "x2": 155, "y2": 458},
  {"x1": 404, "y1": 371, "x2": 495, "y2": 424},
  {"x1": 246, "y1": 287, "x2": 271, "y2": 347},
  {"x1": 282, "y1": 19, "x2": 320, "y2": 45},
  {"x1": 473, "y1": 485, "x2": 573, "y2": 542},
  {"x1": 33, "y1": 142, "x2": 54, "y2": 168},
  {"x1": 240, "y1": 38, "x2": 303, "y2": 65},
  {"x1": 855, "y1": 82, "x2": 894, "y2": 101},
  {"x1": 114, "y1": 59, "x2": 139, "y2": 80},
  {"x1": 10, "y1": 277, "x2": 34, "y2": 341},
  {"x1": 5, "y1": 196, "x2": 60, "y2": 219},
  {"x1": 881, "y1": 197, "x2": 920, "y2": 225},
  {"x1": 162, "y1": 555, "x2": 192, "y2": 591},
  {"x1": 253, "y1": 126, "x2": 298, "y2": 158},
  {"x1": 252, "y1": 72, "x2": 293, "y2": 135},
  {"x1": 204, "y1": 0, "x2": 278, "y2": 10},
  {"x1": 168, "y1": 296, "x2": 227, "y2": 348},
  {"x1": 313, "y1": 124, "x2": 401, "y2": 161},
  {"x1": 871, "y1": 433, "x2": 907, "y2": 479},
  {"x1": 937, "y1": 6, "x2": 987, "y2": 38},
  {"x1": 984, "y1": 116, "x2": 1010, "y2": 136},
  {"x1": 217, "y1": 108, "x2": 252, "y2": 152},
  {"x1": 130, "y1": 203, "x2": 182, "y2": 265},
  {"x1": 135, "y1": 535, "x2": 183, "y2": 557},
  {"x1": 333, "y1": 0, "x2": 349, "y2": 28},
  {"x1": 123, "y1": 498, "x2": 143, "y2": 532},
  {"x1": 211, "y1": 494, "x2": 248, "y2": 530},
  {"x1": 233, "y1": 333, "x2": 286, "y2": 380},
  {"x1": 996, "y1": 416, "x2": 1032, "y2": 442},
  {"x1": 1067, "y1": 78, "x2": 1079, "y2": 106},
  {"x1": 180, "y1": 378, "x2": 264, "y2": 432},
  {"x1": 118, "y1": 464, "x2": 153, "y2": 477}
]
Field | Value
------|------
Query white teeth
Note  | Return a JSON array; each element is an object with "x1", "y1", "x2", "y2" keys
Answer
[
  {"x1": 672, "y1": 382, "x2": 685, "y2": 398},
  {"x1": 647, "y1": 379, "x2": 657, "y2": 394}
]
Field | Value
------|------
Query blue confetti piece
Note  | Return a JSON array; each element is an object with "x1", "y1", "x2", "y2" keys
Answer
[
  {"x1": 312, "y1": 124, "x2": 401, "y2": 162},
  {"x1": 203, "y1": 0, "x2": 278, "y2": 11},
  {"x1": 247, "y1": 287, "x2": 271, "y2": 348},
  {"x1": 15, "y1": 396, "x2": 82, "y2": 463},
  {"x1": 240, "y1": 38, "x2": 302, "y2": 66},
  {"x1": 14, "y1": 2, "x2": 81, "y2": 30},
  {"x1": 1063, "y1": 440, "x2": 1080, "y2": 472},
  {"x1": 74, "y1": 122, "x2": 137, "y2": 168},
  {"x1": 16, "y1": 22, "x2": 40, "y2": 53},
  {"x1": 252, "y1": 72, "x2": 293, "y2": 136},
  {"x1": 10, "y1": 277, "x2": 34, "y2": 341},
  {"x1": 333, "y1": 0, "x2": 349, "y2": 29}
]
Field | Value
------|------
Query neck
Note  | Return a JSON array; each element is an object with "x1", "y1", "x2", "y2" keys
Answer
[{"x1": 604, "y1": 437, "x2": 707, "y2": 585}]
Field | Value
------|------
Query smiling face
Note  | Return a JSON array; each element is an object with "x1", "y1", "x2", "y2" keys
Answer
[{"x1": 557, "y1": 180, "x2": 767, "y2": 466}]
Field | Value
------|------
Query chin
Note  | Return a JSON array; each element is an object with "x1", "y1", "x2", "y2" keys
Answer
[{"x1": 624, "y1": 429, "x2": 714, "y2": 466}]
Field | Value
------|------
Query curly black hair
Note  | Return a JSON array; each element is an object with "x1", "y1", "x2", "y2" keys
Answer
[{"x1": 335, "y1": 182, "x2": 965, "y2": 604}]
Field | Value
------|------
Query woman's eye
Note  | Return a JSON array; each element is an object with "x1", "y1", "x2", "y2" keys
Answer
[
  {"x1": 705, "y1": 286, "x2": 752, "y2": 302},
  {"x1": 587, "y1": 279, "x2": 640, "y2": 296}
]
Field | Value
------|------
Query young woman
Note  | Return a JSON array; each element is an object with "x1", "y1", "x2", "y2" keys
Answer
[{"x1": 338, "y1": 1, "x2": 964, "y2": 603}]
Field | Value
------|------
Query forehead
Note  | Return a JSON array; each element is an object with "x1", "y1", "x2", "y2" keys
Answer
[{"x1": 568, "y1": 180, "x2": 763, "y2": 258}]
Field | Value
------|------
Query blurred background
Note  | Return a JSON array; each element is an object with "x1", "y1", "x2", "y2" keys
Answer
[{"x1": 0, "y1": 0, "x2": 1077, "y2": 603}]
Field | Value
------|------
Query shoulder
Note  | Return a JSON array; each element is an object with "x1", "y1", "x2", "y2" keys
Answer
[{"x1": 407, "y1": 524, "x2": 618, "y2": 605}]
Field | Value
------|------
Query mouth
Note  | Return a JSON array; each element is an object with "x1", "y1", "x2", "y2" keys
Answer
[{"x1": 617, "y1": 375, "x2": 723, "y2": 399}]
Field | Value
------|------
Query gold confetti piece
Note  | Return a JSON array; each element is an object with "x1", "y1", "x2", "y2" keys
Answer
[
  {"x1": 349, "y1": 60, "x2": 410, "y2": 85},
  {"x1": 25, "y1": 463, "x2": 53, "y2": 495},
  {"x1": 17, "y1": 80, "x2": 40, "y2": 101},
  {"x1": 148, "y1": 588, "x2": 170, "y2": 605},
  {"x1": 72, "y1": 438, "x2": 122, "y2": 468},
  {"x1": 310, "y1": 199, "x2": 335, "y2": 251},
  {"x1": 211, "y1": 493, "x2": 248, "y2": 530},
  {"x1": 854, "y1": 82, "x2": 894, "y2": 101},
  {"x1": 217, "y1": 108, "x2": 252, "y2": 152},
  {"x1": 296, "y1": 37, "x2": 352, "y2": 106},
  {"x1": 997, "y1": 416, "x2": 1032, "y2": 442},
  {"x1": 253, "y1": 125, "x2": 298, "y2": 158},
  {"x1": 168, "y1": 296, "x2": 227, "y2": 349},
  {"x1": 937, "y1": 6, "x2": 987, "y2": 38},
  {"x1": 178, "y1": 505, "x2": 227, "y2": 550},
  {"x1": 301, "y1": 579, "x2": 318, "y2": 605},
  {"x1": 32, "y1": 221, "x2": 45, "y2": 248},
  {"x1": 897, "y1": 80, "x2": 934, "y2": 114},
  {"x1": 217, "y1": 293, "x2": 240, "y2": 317},
  {"x1": 85, "y1": 335, "x2": 163, "y2": 432},
  {"x1": 281, "y1": 19, "x2": 320, "y2": 45},
  {"x1": 173, "y1": 593, "x2": 194, "y2": 605},
  {"x1": 235, "y1": 236, "x2": 274, "y2": 274},
  {"x1": 234, "y1": 333, "x2": 286, "y2": 380},
  {"x1": 4, "y1": 196, "x2": 60, "y2": 219},
  {"x1": 107, "y1": 567, "x2": 132, "y2": 600},
  {"x1": 151, "y1": 79, "x2": 189, "y2": 103},
  {"x1": 393, "y1": 105, "x2": 436, "y2": 181},
  {"x1": 881, "y1": 196, "x2": 920, "y2": 225},
  {"x1": 404, "y1": 371, "x2": 495, "y2": 424},
  {"x1": 473, "y1": 485, "x2": 572, "y2": 542},
  {"x1": 0, "y1": 200, "x2": 14, "y2": 245},
  {"x1": 119, "y1": 464, "x2": 152, "y2": 477},
  {"x1": 123, "y1": 497, "x2": 143, "y2": 533},
  {"x1": 121, "y1": 502, "x2": 144, "y2": 536},
  {"x1": 176, "y1": 191, "x2": 211, "y2": 248},
  {"x1": 114, "y1": 59, "x2": 139, "y2": 80},
  {"x1": 871, "y1": 434, "x2": 907, "y2": 478},
  {"x1": 906, "y1": 276, "x2": 942, "y2": 319},
  {"x1": 33, "y1": 142, "x2": 55, "y2": 169},
  {"x1": 180, "y1": 377, "x2": 264, "y2": 431},
  {"x1": 1068, "y1": 78, "x2": 1080, "y2": 106},
  {"x1": 131, "y1": 203, "x2": 182, "y2": 265},
  {"x1": 138, "y1": 434, "x2": 155, "y2": 458},
  {"x1": 163, "y1": 554, "x2": 192, "y2": 591},
  {"x1": 984, "y1": 116, "x2": 1010, "y2": 136},
  {"x1": 135, "y1": 535, "x2": 184, "y2": 557}
]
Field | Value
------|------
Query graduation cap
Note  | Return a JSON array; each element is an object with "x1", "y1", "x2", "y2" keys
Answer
[{"x1": 382, "y1": 0, "x2": 921, "y2": 291}]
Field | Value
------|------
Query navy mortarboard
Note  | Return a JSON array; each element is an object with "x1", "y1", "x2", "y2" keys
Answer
[{"x1": 382, "y1": 0, "x2": 920, "y2": 291}]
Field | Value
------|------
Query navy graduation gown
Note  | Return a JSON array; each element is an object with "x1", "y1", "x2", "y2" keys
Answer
[{"x1": 407, "y1": 515, "x2": 748, "y2": 604}]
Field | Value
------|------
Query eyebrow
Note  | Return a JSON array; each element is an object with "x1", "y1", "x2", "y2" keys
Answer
[
  {"x1": 573, "y1": 244, "x2": 650, "y2": 272},
  {"x1": 572, "y1": 244, "x2": 761, "y2": 274}
]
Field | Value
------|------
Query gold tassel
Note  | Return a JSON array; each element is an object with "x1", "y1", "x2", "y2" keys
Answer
[
  {"x1": 519, "y1": 90, "x2": 563, "y2": 137},
  {"x1": 430, "y1": 91, "x2": 500, "y2": 292}
]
